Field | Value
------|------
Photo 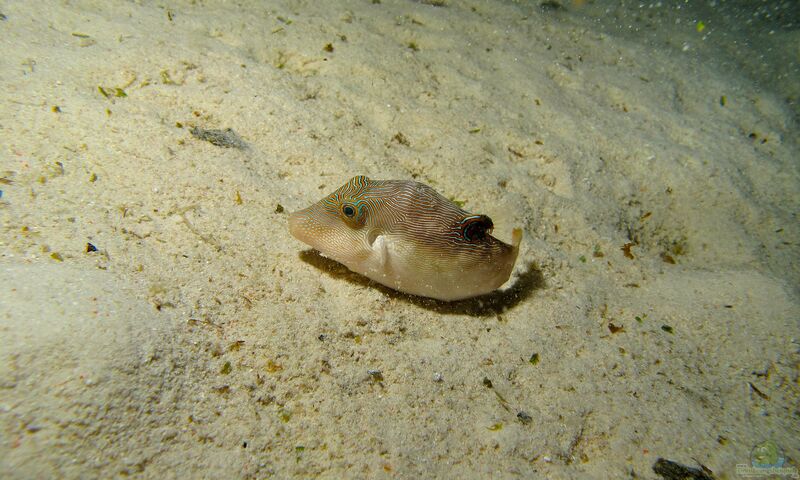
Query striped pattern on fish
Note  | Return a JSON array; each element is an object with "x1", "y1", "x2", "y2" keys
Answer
[{"x1": 289, "y1": 176, "x2": 522, "y2": 301}]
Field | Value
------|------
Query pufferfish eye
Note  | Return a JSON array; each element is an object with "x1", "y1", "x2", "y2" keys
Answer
[
  {"x1": 340, "y1": 202, "x2": 366, "y2": 228},
  {"x1": 342, "y1": 204, "x2": 357, "y2": 218}
]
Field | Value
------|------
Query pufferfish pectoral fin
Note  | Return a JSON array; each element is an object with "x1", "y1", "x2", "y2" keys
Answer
[
  {"x1": 360, "y1": 226, "x2": 396, "y2": 281},
  {"x1": 371, "y1": 234, "x2": 390, "y2": 270}
]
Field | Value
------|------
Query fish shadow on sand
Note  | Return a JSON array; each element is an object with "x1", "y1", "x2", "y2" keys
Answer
[{"x1": 298, "y1": 250, "x2": 545, "y2": 317}]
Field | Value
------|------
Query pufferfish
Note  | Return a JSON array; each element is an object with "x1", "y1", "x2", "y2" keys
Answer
[{"x1": 288, "y1": 175, "x2": 522, "y2": 301}]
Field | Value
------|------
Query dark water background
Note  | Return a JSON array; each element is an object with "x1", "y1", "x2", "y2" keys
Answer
[{"x1": 518, "y1": 0, "x2": 799, "y2": 118}]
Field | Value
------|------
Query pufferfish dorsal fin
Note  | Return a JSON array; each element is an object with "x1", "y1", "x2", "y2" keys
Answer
[{"x1": 454, "y1": 214, "x2": 494, "y2": 242}]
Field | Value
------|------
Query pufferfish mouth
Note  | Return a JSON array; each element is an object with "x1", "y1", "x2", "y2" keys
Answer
[
  {"x1": 287, "y1": 210, "x2": 307, "y2": 243},
  {"x1": 288, "y1": 208, "x2": 325, "y2": 249},
  {"x1": 288, "y1": 207, "x2": 354, "y2": 250}
]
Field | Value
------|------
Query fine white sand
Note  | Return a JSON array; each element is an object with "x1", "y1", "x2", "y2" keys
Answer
[{"x1": 1, "y1": 1, "x2": 798, "y2": 478}]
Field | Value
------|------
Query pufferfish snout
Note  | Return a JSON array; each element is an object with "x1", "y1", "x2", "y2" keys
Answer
[{"x1": 289, "y1": 175, "x2": 522, "y2": 301}]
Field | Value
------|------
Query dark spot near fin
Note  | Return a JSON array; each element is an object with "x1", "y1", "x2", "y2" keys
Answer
[{"x1": 460, "y1": 215, "x2": 493, "y2": 241}]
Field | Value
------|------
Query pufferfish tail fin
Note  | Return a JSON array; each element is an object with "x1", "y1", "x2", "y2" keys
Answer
[
  {"x1": 511, "y1": 228, "x2": 523, "y2": 249},
  {"x1": 508, "y1": 227, "x2": 523, "y2": 265}
]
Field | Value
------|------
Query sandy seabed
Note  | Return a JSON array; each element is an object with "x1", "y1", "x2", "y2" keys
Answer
[{"x1": 1, "y1": 1, "x2": 798, "y2": 478}]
